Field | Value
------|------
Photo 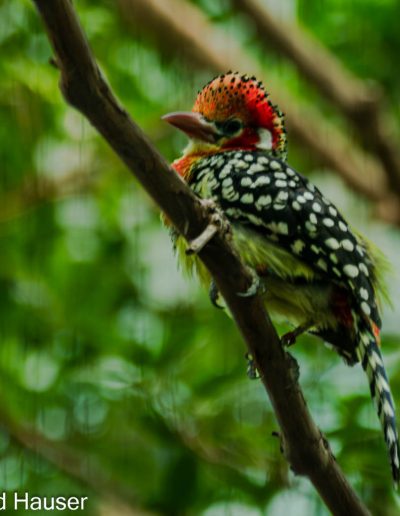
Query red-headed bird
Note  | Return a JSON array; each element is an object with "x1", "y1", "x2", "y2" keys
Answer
[{"x1": 163, "y1": 72, "x2": 400, "y2": 484}]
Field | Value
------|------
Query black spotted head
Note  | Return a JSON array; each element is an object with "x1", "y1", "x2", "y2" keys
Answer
[{"x1": 163, "y1": 72, "x2": 287, "y2": 161}]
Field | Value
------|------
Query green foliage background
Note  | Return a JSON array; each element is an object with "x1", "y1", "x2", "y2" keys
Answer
[{"x1": 1, "y1": 0, "x2": 400, "y2": 514}]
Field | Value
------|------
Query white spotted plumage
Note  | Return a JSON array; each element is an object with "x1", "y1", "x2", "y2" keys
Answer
[
  {"x1": 355, "y1": 317, "x2": 400, "y2": 484},
  {"x1": 190, "y1": 149, "x2": 381, "y2": 327},
  {"x1": 185, "y1": 148, "x2": 399, "y2": 484},
  {"x1": 166, "y1": 72, "x2": 399, "y2": 484}
]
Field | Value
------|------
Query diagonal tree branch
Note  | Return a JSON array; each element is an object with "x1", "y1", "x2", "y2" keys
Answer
[
  {"x1": 0, "y1": 404, "x2": 151, "y2": 516},
  {"x1": 31, "y1": 1, "x2": 371, "y2": 514}
]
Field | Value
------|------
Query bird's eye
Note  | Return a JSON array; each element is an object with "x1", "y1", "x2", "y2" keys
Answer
[{"x1": 220, "y1": 119, "x2": 243, "y2": 136}]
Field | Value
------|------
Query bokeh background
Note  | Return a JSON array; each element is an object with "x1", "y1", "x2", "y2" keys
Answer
[{"x1": 1, "y1": 0, "x2": 400, "y2": 514}]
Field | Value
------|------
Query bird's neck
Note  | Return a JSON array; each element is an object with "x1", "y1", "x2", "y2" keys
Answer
[
  {"x1": 172, "y1": 140, "x2": 263, "y2": 182},
  {"x1": 172, "y1": 141, "x2": 220, "y2": 182}
]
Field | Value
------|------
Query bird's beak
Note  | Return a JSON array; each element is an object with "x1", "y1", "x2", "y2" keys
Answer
[{"x1": 162, "y1": 111, "x2": 217, "y2": 143}]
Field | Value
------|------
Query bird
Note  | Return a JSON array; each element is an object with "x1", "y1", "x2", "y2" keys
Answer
[{"x1": 162, "y1": 71, "x2": 400, "y2": 484}]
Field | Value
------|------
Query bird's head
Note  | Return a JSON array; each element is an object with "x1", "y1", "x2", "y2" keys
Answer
[{"x1": 163, "y1": 72, "x2": 287, "y2": 160}]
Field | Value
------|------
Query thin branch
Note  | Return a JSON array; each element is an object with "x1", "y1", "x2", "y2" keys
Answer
[
  {"x1": 0, "y1": 406, "x2": 146, "y2": 515},
  {"x1": 0, "y1": 170, "x2": 95, "y2": 224},
  {"x1": 232, "y1": 0, "x2": 400, "y2": 202},
  {"x1": 31, "y1": 1, "x2": 371, "y2": 514},
  {"x1": 117, "y1": 0, "x2": 397, "y2": 225}
]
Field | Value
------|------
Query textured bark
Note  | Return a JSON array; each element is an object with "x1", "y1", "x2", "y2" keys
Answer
[{"x1": 31, "y1": 1, "x2": 371, "y2": 514}]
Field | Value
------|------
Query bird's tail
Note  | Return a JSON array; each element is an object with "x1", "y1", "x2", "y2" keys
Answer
[{"x1": 355, "y1": 316, "x2": 400, "y2": 485}]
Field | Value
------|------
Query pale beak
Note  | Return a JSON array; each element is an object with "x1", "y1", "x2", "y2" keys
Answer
[{"x1": 162, "y1": 111, "x2": 218, "y2": 143}]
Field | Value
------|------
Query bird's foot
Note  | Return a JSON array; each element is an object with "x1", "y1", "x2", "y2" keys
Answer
[
  {"x1": 237, "y1": 269, "x2": 264, "y2": 298},
  {"x1": 280, "y1": 321, "x2": 314, "y2": 347},
  {"x1": 280, "y1": 330, "x2": 298, "y2": 347},
  {"x1": 204, "y1": 198, "x2": 231, "y2": 232},
  {"x1": 209, "y1": 279, "x2": 224, "y2": 309},
  {"x1": 245, "y1": 352, "x2": 261, "y2": 380},
  {"x1": 186, "y1": 199, "x2": 231, "y2": 255}
]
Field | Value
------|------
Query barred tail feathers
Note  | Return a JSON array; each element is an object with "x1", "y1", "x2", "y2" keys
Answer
[{"x1": 356, "y1": 320, "x2": 400, "y2": 485}]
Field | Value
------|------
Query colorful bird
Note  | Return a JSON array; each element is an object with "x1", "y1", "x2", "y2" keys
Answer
[{"x1": 162, "y1": 71, "x2": 400, "y2": 484}]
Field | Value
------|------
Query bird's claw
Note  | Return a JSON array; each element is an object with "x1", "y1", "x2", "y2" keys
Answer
[
  {"x1": 280, "y1": 321, "x2": 314, "y2": 348},
  {"x1": 209, "y1": 280, "x2": 224, "y2": 309},
  {"x1": 280, "y1": 331, "x2": 297, "y2": 347},
  {"x1": 201, "y1": 199, "x2": 231, "y2": 237},
  {"x1": 237, "y1": 269, "x2": 264, "y2": 298},
  {"x1": 186, "y1": 199, "x2": 231, "y2": 255}
]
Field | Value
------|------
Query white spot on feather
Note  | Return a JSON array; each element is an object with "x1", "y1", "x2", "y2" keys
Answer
[
  {"x1": 247, "y1": 214, "x2": 264, "y2": 226},
  {"x1": 222, "y1": 177, "x2": 233, "y2": 188},
  {"x1": 305, "y1": 221, "x2": 316, "y2": 233},
  {"x1": 343, "y1": 264, "x2": 359, "y2": 278},
  {"x1": 219, "y1": 166, "x2": 231, "y2": 179},
  {"x1": 267, "y1": 222, "x2": 289, "y2": 235},
  {"x1": 291, "y1": 240, "x2": 305, "y2": 253},
  {"x1": 254, "y1": 176, "x2": 270, "y2": 187},
  {"x1": 223, "y1": 190, "x2": 239, "y2": 201},
  {"x1": 386, "y1": 426, "x2": 397, "y2": 444},
  {"x1": 342, "y1": 239, "x2": 354, "y2": 251},
  {"x1": 325, "y1": 238, "x2": 340, "y2": 250},
  {"x1": 323, "y1": 218, "x2": 334, "y2": 228},
  {"x1": 240, "y1": 177, "x2": 252, "y2": 187},
  {"x1": 329, "y1": 253, "x2": 338, "y2": 264},
  {"x1": 372, "y1": 351, "x2": 383, "y2": 367},
  {"x1": 256, "y1": 195, "x2": 272, "y2": 209},
  {"x1": 376, "y1": 374, "x2": 390, "y2": 395},
  {"x1": 240, "y1": 193, "x2": 254, "y2": 204},
  {"x1": 270, "y1": 160, "x2": 281, "y2": 170},
  {"x1": 361, "y1": 301, "x2": 371, "y2": 316},
  {"x1": 248, "y1": 163, "x2": 265, "y2": 174},
  {"x1": 276, "y1": 191, "x2": 289, "y2": 202},
  {"x1": 356, "y1": 244, "x2": 365, "y2": 256}
]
